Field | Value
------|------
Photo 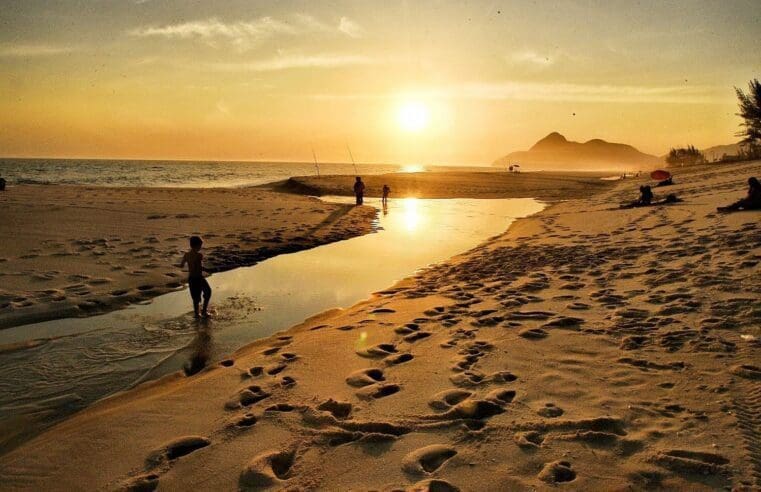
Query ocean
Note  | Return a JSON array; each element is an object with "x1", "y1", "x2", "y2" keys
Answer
[{"x1": 0, "y1": 158, "x2": 493, "y2": 188}]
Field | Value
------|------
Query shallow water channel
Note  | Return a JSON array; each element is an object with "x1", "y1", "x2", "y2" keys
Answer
[{"x1": 0, "y1": 196, "x2": 544, "y2": 452}]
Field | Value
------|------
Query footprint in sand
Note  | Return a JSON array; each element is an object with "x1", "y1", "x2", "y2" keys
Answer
[
  {"x1": 281, "y1": 376, "x2": 296, "y2": 387},
  {"x1": 317, "y1": 398, "x2": 352, "y2": 419},
  {"x1": 234, "y1": 413, "x2": 258, "y2": 428},
  {"x1": 346, "y1": 368, "x2": 386, "y2": 387},
  {"x1": 537, "y1": 403, "x2": 564, "y2": 418},
  {"x1": 402, "y1": 445, "x2": 458, "y2": 475},
  {"x1": 265, "y1": 403, "x2": 296, "y2": 413},
  {"x1": 514, "y1": 431, "x2": 545, "y2": 448},
  {"x1": 145, "y1": 435, "x2": 211, "y2": 468},
  {"x1": 485, "y1": 389, "x2": 516, "y2": 405},
  {"x1": 519, "y1": 327, "x2": 548, "y2": 339},
  {"x1": 538, "y1": 460, "x2": 576, "y2": 483},
  {"x1": 356, "y1": 383, "x2": 401, "y2": 400},
  {"x1": 428, "y1": 389, "x2": 473, "y2": 411},
  {"x1": 385, "y1": 353, "x2": 414, "y2": 365},
  {"x1": 239, "y1": 450, "x2": 295, "y2": 488},
  {"x1": 121, "y1": 473, "x2": 160, "y2": 491},
  {"x1": 407, "y1": 479, "x2": 461, "y2": 492},
  {"x1": 424, "y1": 399, "x2": 505, "y2": 421},
  {"x1": 356, "y1": 343, "x2": 398, "y2": 359},
  {"x1": 265, "y1": 363, "x2": 286, "y2": 375},
  {"x1": 226, "y1": 385, "x2": 271, "y2": 409}
]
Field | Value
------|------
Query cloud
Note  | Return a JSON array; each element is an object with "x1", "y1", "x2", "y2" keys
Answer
[
  {"x1": 209, "y1": 53, "x2": 376, "y2": 72},
  {"x1": 457, "y1": 82, "x2": 721, "y2": 104},
  {"x1": 129, "y1": 15, "x2": 364, "y2": 49},
  {"x1": 510, "y1": 51, "x2": 555, "y2": 67},
  {"x1": 129, "y1": 17, "x2": 295, "y2": 42},
  {"x1": 338, "y1": 17, "x2": 364, "y2": 38},
  {"x1": 310, "y1": 82, "x2": 723, "y2": 104},
  {"x1": 0, "y1": 43, "x2": 75, "y2": 57}
]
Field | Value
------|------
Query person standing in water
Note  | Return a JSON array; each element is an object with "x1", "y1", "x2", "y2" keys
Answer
[
  {"x1": 353, "y1": 176, "x2": 365, "y2": 205},
  {"x1": 180, "y1": 235, "x2": 212, "y2": 318},
  {"x1": 382, "y1": 184, "x2": 390, "y2": 206}
]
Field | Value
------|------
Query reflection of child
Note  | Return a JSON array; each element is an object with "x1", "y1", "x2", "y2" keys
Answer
[
  {"x1": 382, "y1": 184, "x2": 390, "y2": 205},
  {"x1": 180, "y1": 236, "x2": 212, "y2": 318}
]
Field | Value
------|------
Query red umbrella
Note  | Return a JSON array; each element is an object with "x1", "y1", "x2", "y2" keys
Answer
[{"x1": 650, "y1": 170, "x2": 671, "y2": 181}]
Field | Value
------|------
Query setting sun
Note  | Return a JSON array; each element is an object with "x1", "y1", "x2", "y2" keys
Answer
[{"x1": 397, "y1": 101, "x2": 430, "y2": 133}]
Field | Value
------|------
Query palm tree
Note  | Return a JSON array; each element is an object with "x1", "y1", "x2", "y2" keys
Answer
[{"x1": 735, "y1": 79, "x2": 761, "y2": 146}]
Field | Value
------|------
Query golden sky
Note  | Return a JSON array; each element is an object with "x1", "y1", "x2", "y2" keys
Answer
[{"x1": 0, "y1": 0, "x2": 759, "y2": 164}]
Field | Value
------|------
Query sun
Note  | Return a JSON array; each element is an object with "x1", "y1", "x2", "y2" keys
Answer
[{"x1": 397, "y1": 100, "x2": 430, "y2": 133}]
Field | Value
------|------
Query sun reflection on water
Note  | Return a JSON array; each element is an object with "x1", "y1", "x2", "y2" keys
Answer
[
  {"x1": 401, "y1": 164, "x2": 424, "y2": 173},
  {"x1": 402, "y1": 197, "x2": 420, "y2": 231}
]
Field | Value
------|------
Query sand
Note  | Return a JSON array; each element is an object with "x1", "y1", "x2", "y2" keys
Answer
[
  {"x1": 0, "y1": 161, "x2": 759, "y2": 490},
  {"x1": 0, "y1": 186, "x2": 376, "y2": 329},
  {"x1": 266, "y1": 170, "x2": 613, "y2": 200}
]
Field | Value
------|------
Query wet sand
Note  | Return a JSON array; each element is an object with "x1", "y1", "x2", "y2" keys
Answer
[
  {"x1": 266, "y1": 170, "x2": 613, "y2": 200},
  {"x1": 0, "y1": 186, "x2": 376, "y2": 329},
  {"x1": 1, "y1": 161, "x2": 760, "y2": 490}
]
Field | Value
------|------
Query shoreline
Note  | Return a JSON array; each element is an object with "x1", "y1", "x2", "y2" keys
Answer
[{"x1": 1, "y1": 162, "x2": 759, "y2": 490}]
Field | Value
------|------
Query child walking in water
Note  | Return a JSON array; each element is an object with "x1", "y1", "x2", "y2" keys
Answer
[{"x1": 180, "y1": 236, "x2": 212, "y2": 318}]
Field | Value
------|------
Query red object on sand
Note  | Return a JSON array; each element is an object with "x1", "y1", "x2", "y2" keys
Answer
[{"x1": 650, "y1": 170, "x2": 671, "y2": 181}]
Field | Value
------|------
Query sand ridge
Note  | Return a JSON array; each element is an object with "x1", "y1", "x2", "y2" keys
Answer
[
  {"x1": 0, "y1": 185, "x2": 376, "y2": 329},
  {"x1": 266, "y1": 170, "x2": 614, "y2": 200},
  {"x1": 0, "y1": 161, "x2": 759, "y2": 490}
]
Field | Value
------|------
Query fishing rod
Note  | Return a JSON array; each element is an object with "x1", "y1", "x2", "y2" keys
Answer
[
  {"x1": 311, "y1": 147, "x2": 320, "y2": 177},
  {"x1": 347, "y1": 145, "x2": 358, "y2": 175}
]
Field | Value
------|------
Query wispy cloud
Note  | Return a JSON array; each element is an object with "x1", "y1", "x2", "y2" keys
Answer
[
  {"x1": 459, "y1": 82, "x2": 721, "y2": 104},
  {"x1": 0, "y1": 43, "x2": 76, "y2": 57},
  {"x1": 209, "y1": 53, "x2": 376, "y2": 72},
  {"x1": 510, "y1": 51, "x2": 555, "y2": 67},
  {"x1": 129, "y1": 15, "x2": 364, "y2": 50},
  {"x1": 310, "y1": 81, "x2": 723, "y2": 104},
  {"x1": 338, "y1": 17, "x2": 364, "y2": 38}
]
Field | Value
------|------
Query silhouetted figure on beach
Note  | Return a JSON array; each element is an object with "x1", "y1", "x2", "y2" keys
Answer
[
  {"x1": 0, "y1": 176, "x2": 6, "y2": 191},
  {"x1": 717, "y1": 177, "x2": 761, "y2": 212},
  {"x1": 354, "y1": 176, "x2": 365, "y2": 205},
  {"x1": 621, "y1": 185, "x2": 653, "y2": 208},
  {"x1": 180, "y1": 235, "x2": 212, "y2": 318},
  {"x1": 655, "y1": 176, "x2": 673, "y2": 187},
  {"x1": 382, "y1": 184, "x2": 390, "y2": 206}
]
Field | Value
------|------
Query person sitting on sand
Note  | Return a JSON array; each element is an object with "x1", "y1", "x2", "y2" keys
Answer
[
  {"x1": 717, "y1": 177, "x2": 761, "y2": 212},
  {"x1": 621, "y1": 185, "x2": 654, "y2": 209},
  {"x1": 382, "y1": 184, "x2": 390, "y2": 206},
  {"x1": 354, "y1": 176, "x2": 365, "y2": 205},
  {"x1": 180, "y1": 235, "x2": 212, "y2": 318}
]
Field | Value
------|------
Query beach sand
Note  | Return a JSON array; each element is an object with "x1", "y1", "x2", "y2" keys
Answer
[
  {"x1": 0, "y1": 186, "x2": 376, "y2": 329},
  {"x1": 1, "y1": 161, "x2": 759, "y2": 490},
  {"x1": 267, "y1": 170, "x2": 613, "y2": 200}
]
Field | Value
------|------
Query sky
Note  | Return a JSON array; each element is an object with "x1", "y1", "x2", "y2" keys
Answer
[{"x1": 0, "y1": 0, "x2": 759, "y2": 165}]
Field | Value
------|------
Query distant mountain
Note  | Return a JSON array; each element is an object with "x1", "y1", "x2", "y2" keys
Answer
[
  {"x1": 701, "y1": 142, "x2": 745, "y2": 161},
  {"x1": 493, "y1": 132, "x2": 661, "y2": 171}
]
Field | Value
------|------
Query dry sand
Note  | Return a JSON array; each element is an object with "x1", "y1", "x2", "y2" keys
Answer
[
  {"x1": 1, "y1": 161, "x2": 759, "y2": 490},
  {"x1": 266, "y1": 170, "x2": 613, "y2": 200},
  {"x1": 0, "y1": 186, "x2": 375, "y2": 329}
]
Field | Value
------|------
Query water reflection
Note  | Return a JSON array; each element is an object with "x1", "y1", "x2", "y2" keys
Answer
[
  {"x1": 402, "y1": 197, "x2": 420, "y2": 231},
  {"x1": 183, "y1": 320, "x2": 214, "y2": 376}
]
